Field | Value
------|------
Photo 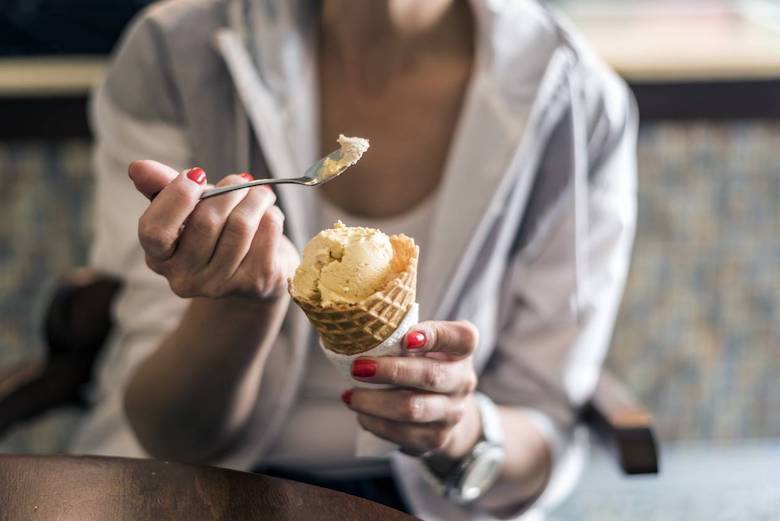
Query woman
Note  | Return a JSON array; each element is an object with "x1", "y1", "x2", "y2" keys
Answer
[{"x1": 71, "y1": 0, "x2": 637, "y2": 519}]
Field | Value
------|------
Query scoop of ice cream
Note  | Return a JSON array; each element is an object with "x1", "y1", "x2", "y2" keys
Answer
[
  {"x1": 291, "y1": 221, "x2": 395, "y2": 307},
  {"x1": 320, "y1": 135, "x2": 370, "y2": 180}
]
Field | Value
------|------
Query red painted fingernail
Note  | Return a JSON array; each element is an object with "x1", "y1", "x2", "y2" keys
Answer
[
  {"x1": 186, "y1": 167, "x2": 206, "y2": 185},
  {"x1": 239, "y1": 172, "x2": 254, "y2": 181},
  {"x1": 406, "y1": 331, "x2": 426, "y2": 350},
  {"x1": 341, "y1": 389, "x2": 353, "y2": 405},
  {"x1": 352, "y1": 359, "x2": 377, "y2": 378}
]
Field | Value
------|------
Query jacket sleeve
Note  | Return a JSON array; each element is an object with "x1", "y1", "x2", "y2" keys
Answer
[
  {"x1": 90, "y1": 8, "x2": 195, "y2": 385},
  {"x1": 478, "y1": 64, "x2": 638, "y2": 514},
  {"x1": 72, "y1": 10, "x2": 194, "y2": 456}
]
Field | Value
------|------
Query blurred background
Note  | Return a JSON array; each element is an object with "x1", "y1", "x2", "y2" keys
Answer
[{"x1": 0, "y1": 0, "x2": 778, "y2": 519}]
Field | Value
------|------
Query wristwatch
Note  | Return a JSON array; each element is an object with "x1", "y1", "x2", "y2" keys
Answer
[{"x1": 422, "y1": 392, "x2": 506, "y2": 504}]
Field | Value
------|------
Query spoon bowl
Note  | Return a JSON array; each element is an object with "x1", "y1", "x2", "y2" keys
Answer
[{"x1": 200, "y1": 147, "x2": 353, "y2": 200}]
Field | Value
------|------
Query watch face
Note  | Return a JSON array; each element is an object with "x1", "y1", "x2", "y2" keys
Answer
[{"x1": 459, "y1": 445, "x2": 505, "y2": 502}]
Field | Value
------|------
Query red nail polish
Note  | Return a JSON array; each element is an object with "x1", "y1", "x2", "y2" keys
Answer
[
  {"x1": 352, "y1": 359, "x2": 377, "y2": 378},
  {"x1": 186, "y1": 167, "x2": 206, "y2": 185},
  {"x1": 239, "y1": 172, "x2": 254, "y2": 181},
  {"x1": 406, "y1": 331, "x2": 426, "y2": 350},
  {"x1": 341, "y1": 389, "x2": 353, "y2": 405}
]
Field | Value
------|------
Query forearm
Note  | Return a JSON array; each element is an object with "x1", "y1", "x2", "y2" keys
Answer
[{"x1": 124, "y1": 293, "x2": 289, "y2": 463}]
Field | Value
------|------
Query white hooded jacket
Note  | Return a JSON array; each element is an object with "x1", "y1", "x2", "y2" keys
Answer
[{"x1": 71, "y1": 1, "x2": 637, "y2": 519}]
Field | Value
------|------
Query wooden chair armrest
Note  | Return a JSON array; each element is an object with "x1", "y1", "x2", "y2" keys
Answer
[
  {"x1": 0, "y1": 269, "x2": 121, "y2": 437},
  {"x1": 0, "y1": 362, "x2": 45, "y2": 400},
  {"x1": 0, "y1": 360, "x2": 74, "y2": 435},
  {"x1": 582, "y1": 371, "x2": 660, "y2": 475},
  {"x1": 44, "y1": 268, "x2": 122, "y2": 359}
]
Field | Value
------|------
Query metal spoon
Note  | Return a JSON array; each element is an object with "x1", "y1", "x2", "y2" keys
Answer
[{"x1": 200, "y1": 147, "x2": 353, "y2": 199}]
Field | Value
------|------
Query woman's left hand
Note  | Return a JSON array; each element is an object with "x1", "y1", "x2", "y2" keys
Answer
[{"x1": 343, "y1": 320, "x2": 483, "y2": 459}]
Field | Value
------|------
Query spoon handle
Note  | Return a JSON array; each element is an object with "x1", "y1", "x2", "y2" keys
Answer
[{"x1": 200, "y1": 177, "x2": 299, "y2": 199}]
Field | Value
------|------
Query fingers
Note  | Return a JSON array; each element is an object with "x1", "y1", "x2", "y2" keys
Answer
[
  {"x1": 351, "y1": 357, "x2": 477, "y2": 395},
  {"x1": 356, "y1": 414, "x2": 452, "y2": 456},
  {"x1": 347, "y1": 388, "x2": 466, "y2": 425},
  {"x1": 138, "y1": 167, "x2": 208, "y2": 261},
  {"x1": 172, "y1": 174, "x2": 255, "y2": 269},
  {"x1": 129, "y1": 160, "x2": 181, "y2": 200},
  {"x1": 239, "y1": 203, "x2": 286, "y2": 297},
  {"x1": 207, "y1": 185, "x2": 277, "y2": 280},
  {"x1": 403, "y1": 320, "x2": 479, "y2": 359}
]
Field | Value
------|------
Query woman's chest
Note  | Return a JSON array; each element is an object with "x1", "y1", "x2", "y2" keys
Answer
[{"x1": 318, "y1": 61, "x2": 471, "y2": 217}]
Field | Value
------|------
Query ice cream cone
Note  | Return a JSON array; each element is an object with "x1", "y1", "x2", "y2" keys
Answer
[{"x1": 291, "y1": 234, "x2": 418, "y2": 355}]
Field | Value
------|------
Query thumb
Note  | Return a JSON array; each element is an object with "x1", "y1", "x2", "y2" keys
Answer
[{"x1": 128, "y1": 160, "x2": 192, "y2": 200}]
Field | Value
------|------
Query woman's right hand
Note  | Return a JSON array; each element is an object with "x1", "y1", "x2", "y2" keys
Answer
[{"x1": 128, "y1": 160, "x2": 299, "y2": 300}]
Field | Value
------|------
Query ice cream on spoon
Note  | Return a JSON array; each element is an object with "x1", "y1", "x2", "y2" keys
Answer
[{"x1": 319, "y1": 134, "x2": 370, "y2": 182}]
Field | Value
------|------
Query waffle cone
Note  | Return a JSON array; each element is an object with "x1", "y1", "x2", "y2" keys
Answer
[{"x1": 291, "y1": 235, "x2": 418, "y2": 356}]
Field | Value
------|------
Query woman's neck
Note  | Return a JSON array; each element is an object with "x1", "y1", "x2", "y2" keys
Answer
[
  {"x1": 321, "y1": 0, "x2": 456, "y2": 39},
  {"x1": 319, "y1": 0, "x2": 473, "y2": 86}
]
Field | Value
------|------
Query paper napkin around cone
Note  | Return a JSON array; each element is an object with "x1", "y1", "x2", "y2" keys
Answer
[{"x1": 320, "y1": 303, "x2": 419, "y2": 457}]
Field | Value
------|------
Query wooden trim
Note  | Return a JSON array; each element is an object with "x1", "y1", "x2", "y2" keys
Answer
[{"x1": 0, "y1": 57, "x2": 105, "y2": 97}]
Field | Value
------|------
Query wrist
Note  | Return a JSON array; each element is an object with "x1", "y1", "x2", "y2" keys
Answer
[
  {"x1": 444, "y1": 396, "x2": 483, "y2": 460},
  {"x1": 424, "y1": 396, "x2": 483, "y2": 476}
]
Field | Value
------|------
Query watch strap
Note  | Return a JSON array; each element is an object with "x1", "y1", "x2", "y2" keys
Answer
[{"x1": 474, "y1": 392, "x2": 503, "y2": 445}]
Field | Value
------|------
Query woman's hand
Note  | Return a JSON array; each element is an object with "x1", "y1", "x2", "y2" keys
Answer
[
  {"x1": 343, "y1": 320, "x2": 483, "y2": 460},
  {"x1": 129, "y1": 160, "x2": 299, "y2": 300}
]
